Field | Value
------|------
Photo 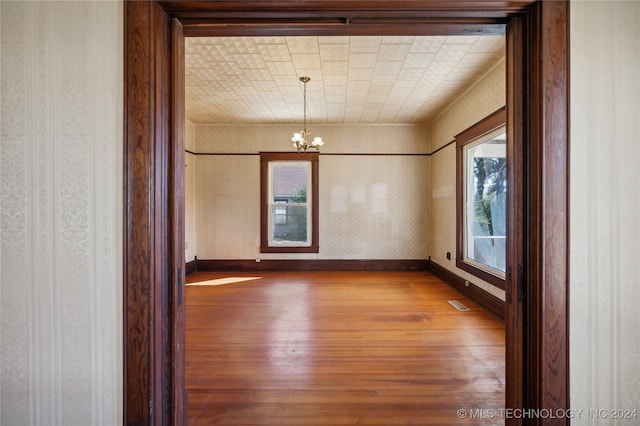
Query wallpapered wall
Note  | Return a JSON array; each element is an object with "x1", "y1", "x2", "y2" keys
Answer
[
  {"x1": 185, "y1": 120, "x2": 197, "y2": 262},
  {"x1": 570, "y1": 1, "x2": 640, "y2": 422},
  {"x1": 429, "y1": 59, "x2": 506, "y2": 301},
  {"x1": 2, "y1": 1, "x2": 637, "y2": 423},
  {"x1": 191, "y1": 125, "x2": 431, "y2": 260},
  {"x1": 0, "y1": 1, "x2": 122, "y2": 424}
]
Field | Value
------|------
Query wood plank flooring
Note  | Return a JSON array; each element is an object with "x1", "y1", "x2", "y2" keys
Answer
[{"x1": 186, "y1": 272, "x2": 504, "y2": 425}]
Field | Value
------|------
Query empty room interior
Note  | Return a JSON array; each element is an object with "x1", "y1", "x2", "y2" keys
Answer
[{"x1": 183, "y1": 34, "x2": 508, "y2": 424}]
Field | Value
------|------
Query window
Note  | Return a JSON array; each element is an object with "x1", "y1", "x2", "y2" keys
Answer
[
  {"x1": 456, "y1": 107, "x2": 506, "y2": 288},
  {"x1": 260, "y1": 152, "x2": 319, "y2": 253}
]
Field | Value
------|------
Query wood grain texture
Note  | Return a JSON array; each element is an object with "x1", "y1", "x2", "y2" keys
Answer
[
  {"x1": 531, "y1": 2, "x2": 570, "y2": 422},
  {"x1": 152, "y1": 5, "x2": 171, "y2": 425},
  {"x1": 162, "y1": 0, "x2": 526, "y2": 38},
  {"x1": 515, "y1": 2, "x2": 570, "y2": 424},
  {"x1": 505, "y1": 15, "x2": 526, "y2": 425},
  {"x1": 185, "y1": 272, "x2": 505, "y2": 424},
  {"x1": 124, "y1": 2, "x2": 154, "y2": 423},
  {"x1": 171, "y1": 17, "x2": 187, "y2": 426},
  {"x1": 158, "y1": 1, "x2": 535, "y2": 19},
  {"x1": 124, "y1": 2, "x2": 176, "y2": 424}
]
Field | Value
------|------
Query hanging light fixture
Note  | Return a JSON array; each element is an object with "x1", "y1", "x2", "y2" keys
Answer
[{"x1": 292, "y1": 76, "x2": 324, "y2": 152}]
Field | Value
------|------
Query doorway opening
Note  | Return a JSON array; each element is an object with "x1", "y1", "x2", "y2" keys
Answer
[
  {"x1": 182, "y1": 32, "x2": 508, "y2": 421},
  {"x1": 123, "y1": 2, "x2": 569, "y2": 425}
]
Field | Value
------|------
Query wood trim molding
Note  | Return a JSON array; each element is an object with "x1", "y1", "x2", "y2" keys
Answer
[
  {"x1": 124, "y1": 2, "x2": 569, "y2": 425},
  {"x1": 429, "y1": 260, "x2": 505, "y2": 322},
  {"x1": 455, "y1": 107, "x2": 507, "y2": 290},
  {"x1": 170, "y1": 17, "x2": 187, "y2": 426},
  {"x1": 455, "y1": 107, "x2": 507, "y2": 146},
  {"x1": 195, "y1": 259, "x2": 430, "y2": 273},
  {"x1": 505, "y1": 14, "x2": 526, "y2": 422},
  {"x1": 259, "y1": 152, "x2": 319, "y2": 254},
  {"x1": 185, "y1": 259, "x2": 198, "y2": 276},
  {"x1": 527, "y1": 1, "x2": 570, "y2": 420},
  {"x1": 187, "y1": 151, "x2": 431, "y2": 156},
  {"x1": 158, "y1": 0, "x2": 536, "y2": 15},
  {"x1": 124, "y1": 2, "x2": 172, "y2": 424}
]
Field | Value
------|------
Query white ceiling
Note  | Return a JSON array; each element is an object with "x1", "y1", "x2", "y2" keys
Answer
[{"x1": 185, "y1": 35, "x2": 505, "y2": 125}]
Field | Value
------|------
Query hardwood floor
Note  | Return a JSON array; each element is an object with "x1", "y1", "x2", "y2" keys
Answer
[{"x1": 186, "y1": 272, "x2": 504, "y2": 425}]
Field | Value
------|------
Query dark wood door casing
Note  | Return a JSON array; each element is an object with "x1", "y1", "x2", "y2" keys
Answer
[
  {"x1": 124, "y1": 2, "x2": 165, "y2": 424},
  {"x1": 527, "y1": 2, "x2": 570, "y2": 420},
  {"x1": 123, "y1": 1, "x2": 568, "y2": 425},
  {"x1": 506, "y1": 14, "x2": 526, "y2": 423},
  {"x1": 170, "y1": 17, "x2": 187, "y2": 426},
  {"x1": 124, "y1": 2, "x2": 185, "y2": 425}
]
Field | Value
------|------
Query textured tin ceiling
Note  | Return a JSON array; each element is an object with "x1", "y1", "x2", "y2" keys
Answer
[{"x1": 185, "y1": 35, "x2": 505, "y2": 125}]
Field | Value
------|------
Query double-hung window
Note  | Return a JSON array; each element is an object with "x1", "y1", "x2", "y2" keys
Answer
[{"x1": 260, "y1": 152, "x2": 319, "y2": 253}]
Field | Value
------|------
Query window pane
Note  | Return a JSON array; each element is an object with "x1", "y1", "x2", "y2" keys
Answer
[
  {"x1": 271, "y1": 205, "x2": 308, "y2": 243},
  {"x1": 274, "y1": 205, "x2": 288, "y2": 225},
  {"x1": 272, "y1": 167, "x2": 307, "y2": 204},
  {"x1": 464, "y1": 132, "x2": 506, "y2": 273}
]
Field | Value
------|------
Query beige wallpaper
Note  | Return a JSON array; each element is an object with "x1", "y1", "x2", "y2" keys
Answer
[
  {"x1": 185, "y1": 120, "x2": 197, "y2": 262},
  {"x1": 1, "y1": 1, "x2": 637, "y2": 423},
  {"x1": 570, "y1": 1, "x2": 640, "y2": 421},
  {"x1": 429, "y1": 58, "x2": 506, "y2": 301},
  {"x1": 0, "y1": 1, "x2": 640, "y2": 425},
  {"x1": 1, "y1": 1, "x2": 122, "y2": 424},
  {"x1": 196, "y1": 155, "x2": 261, "y2": 259},
  {"x1": 196, "y1": 124, "x2": 430, "y2": 154},
  {"x1": 320, "y1": 155, "x2": 430, "y2": 259},
  {"x1": 192, "y1": 124, "x2": 430, "y2": 260}
]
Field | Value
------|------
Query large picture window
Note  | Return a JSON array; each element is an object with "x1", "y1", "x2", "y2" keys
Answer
[
  {"x1": 456, "y1": 107, "x2": 506, "y2": 288},
  {"x1": 260, "y1": 152, "x2": 319, "y2": 253}
]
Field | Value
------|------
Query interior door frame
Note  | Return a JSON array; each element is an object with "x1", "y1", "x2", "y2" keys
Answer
[{"x1": 123, "y1": 1, "x2": 569, "y2": 425}]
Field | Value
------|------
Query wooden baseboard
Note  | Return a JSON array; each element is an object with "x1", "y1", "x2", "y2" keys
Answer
[
  {"x1": 185, "y1": 259, "x2": 198, "y2": 276},
  {"x1": 429, "y1": 260, "x2": 505, "y2": 322},
  {"x1": 194, "y1": 259, "x2": 429, "y2": 273}
]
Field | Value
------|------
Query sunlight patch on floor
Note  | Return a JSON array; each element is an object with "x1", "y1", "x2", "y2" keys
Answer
[{"x1": 186, "y1": 277, "x2": 262, "y2": 287}]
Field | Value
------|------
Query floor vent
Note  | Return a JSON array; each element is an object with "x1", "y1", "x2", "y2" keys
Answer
[{"x1": 447, "y1": 300, "x2": 470, "y2": 312}]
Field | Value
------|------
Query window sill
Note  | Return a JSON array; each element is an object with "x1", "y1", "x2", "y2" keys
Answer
[
  {"x1": 260, "y1": 245, "x2": 319, "y2": 254},
  {"x1": 456, "y1": 258, "x2": 506, "y2": 290}
]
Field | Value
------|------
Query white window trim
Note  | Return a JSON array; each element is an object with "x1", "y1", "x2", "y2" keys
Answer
[{"x1": 267, "y1": 160, "x2": 312, "y2": 247}]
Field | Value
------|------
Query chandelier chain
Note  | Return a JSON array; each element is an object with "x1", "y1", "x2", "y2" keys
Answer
[
  {"x1": 291, "y1": 76, "x2": 323, "y2": 152},
  {"x1": 303, "y1": 78, "x2": 307, "y2": 133}
]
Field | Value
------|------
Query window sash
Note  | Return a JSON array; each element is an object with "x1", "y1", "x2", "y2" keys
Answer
[
  {"x1": 462, "y1": 129, "x2": 507, "y2": 277},
  {"x1": 267, "y1": 161, "x2": 311, "y2": 247},
  {"x1": 455, "y1": 107, "x2": 507, "y2": 288}
]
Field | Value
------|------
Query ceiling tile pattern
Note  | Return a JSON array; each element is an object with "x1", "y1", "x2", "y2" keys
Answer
[{"x1": 185, "y1": 35, "x2": 505, "y2": 125}]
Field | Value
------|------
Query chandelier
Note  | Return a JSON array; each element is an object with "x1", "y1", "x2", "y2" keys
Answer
[{"x1": 292, "y1": 76, "x2": 324, "y2": 152}]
